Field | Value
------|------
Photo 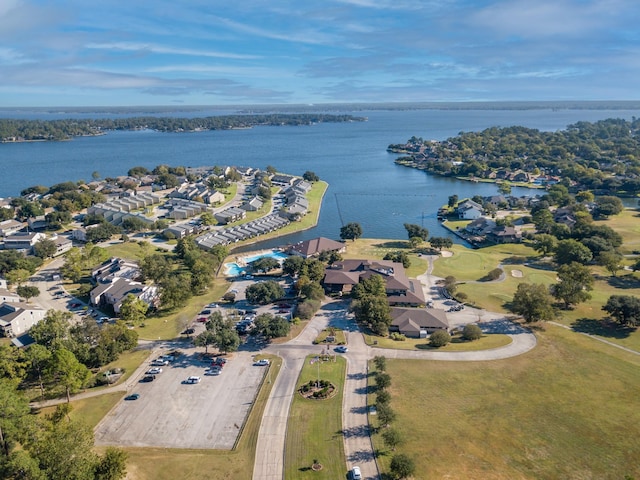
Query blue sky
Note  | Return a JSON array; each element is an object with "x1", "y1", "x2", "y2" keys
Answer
[{"x1": 1, "y1": 0, "x2": 639, "y2": 106}]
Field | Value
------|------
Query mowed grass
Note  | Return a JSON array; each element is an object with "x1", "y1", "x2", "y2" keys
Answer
[
  {"x1": 371, "y1": 324, "x2": 640, "y2": 479},
  {"x1": 595, "y1": 208, "x2": 640, "y2": 255},
  {"x1": 341, "y1": 238, "x2": 429, "y2": 278},
  {"x1": 37, "y1": 391, "x2": 123, "y2": 429},
  {"x1": 364, "y1": 333, "x2": 512, "y2": 351},
  {"x1": 124, "y1": 357, "x2": 282, "y2": 480},
  {"x1": 284, "y1": 356, "x2": 346, "y2": 479}
]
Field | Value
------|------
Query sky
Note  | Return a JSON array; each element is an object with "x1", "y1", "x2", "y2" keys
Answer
[{"x1": 1, "y1": 0, "x2": 639, "y2": 107}]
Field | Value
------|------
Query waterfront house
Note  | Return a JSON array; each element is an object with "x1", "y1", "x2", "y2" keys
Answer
[
  {"x1": 456, "y1": 200, "x2": 483, "y2": 220},
  {"x1": 487, "y1": 225, "x2": 522, "y2": 244}
]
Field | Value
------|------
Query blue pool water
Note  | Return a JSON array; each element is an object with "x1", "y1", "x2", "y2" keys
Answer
[{"x1": 224, "y1": 250, "x2": 289, "y2": 276}]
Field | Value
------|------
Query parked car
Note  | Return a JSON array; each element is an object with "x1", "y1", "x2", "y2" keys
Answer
[
  {"x1": 182, "y1": 328, "x2": 195, "y2": 335},
  {"x1": 140, "y1": 375, "x2": 155, "y2": 383},
  {"x1": 205, "y1": 367, "x2": 221, "y2": 376},
  {"x1": 200, "y1": 309, "x2": 211, "y2": 315},
  {"x1": 125, "y1": 393, "x2": 140, "y2": 401},
  {"x1": 351, "y1": 466, "x2": 362, "y2": 480},
  {"x1": 253, "y1": 359, "x2": 270, "y2": 366},
  {"x1": 197, "y1": 317, "x2": 208, "y2": 323},
  {"x1": 147, "y1": 367, "x2": 163, "y2": 375},
  {"x1": 335, "y1": 346, "x2": 348, "y2": 353},
  {"x1": 213, "y1": 357, "x2": 227, "y2": 366},
  {"x1": 151, "y1": 359, "x2": 169, "y2": 366},
  {"x1": 185, "y1": 376, "x2": 201, "y2": 384}
]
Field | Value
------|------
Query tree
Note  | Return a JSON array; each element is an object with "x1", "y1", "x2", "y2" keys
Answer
[
  {"x1": 376, "y1": 372, "x2": 391, "y2": 390},
  {"x1": 597, "y1": 250, "x2": 624, "y2": 276},
  {"x1": 352, "y1": 274, "x2": 386, "y2": 299},
  {"x1": 0, "y1": 379, "x2": 31, "y2": 457},
  {"x1": 593, "y1": 195, "x2": 624, "y2": 218},
  {"x1": 376, "y1": 402, "x2": 396, "y2": 427},
  {"x1": 300, "y1": 282, "x2": 325, "y2": 301},
  {"x1": 266, "y1": 165, "x2": 277, "y2": 174},
  {"x1": 376, "y1": 389, "x2": 391, "y2": 406},
  {"x1": 443, "y1": 275, "x2": 457, "y2": 296},
  {"x1": 95, "y1": 447, "x2": 128, "y2": 480},
  {"x1": 351, "y1": 294, "x2": 392, "y2": 335},
  {"x1": 282, "y1": 256, "x2": 304, "y2": 277},
  {"x1": 159, "y1": 274, "x2": 192, "y2": 309},
  {"x1": 5, "y1": 268, "x2": 30, "y2": 287},
  {"x1": 245, "y1": 281, "x2": 285, "y2": 305},
  {"x1": 429, "y1": 236, "x2": 453, "y2": 250},
  {"x1": 448, "y1": 195, "x2": 458, "y2": 207},
  {"x1": 47, "y1": 348, "x2": 91, "y2": 402},
  {"x1": 301, "y1": 258, "x2": 325, "y2": 283},
  {"x1": 302, "y1": 171, "x2": 319, "y2": 182},
  {"x1": 497, "y1": 182, "x2": 512, "y2": 195},
  {"x1": 373, "y1": 355, "x2": 387, "y2": 372},
  {"x1": 462, "y1": 324, "x2": 483, "y2": 341},
  {"x1": 511, "y1": 283, "x2": 555, "y2": 322},
  {"x1": 403, "y1": 223, "x2": 429, "y2": 241},
  {"x1": 194, "y1": 330, "x2": 217, "y2": 353},
  {"x1": 384, "y1": 251, "x2": 411, "y2": 268},
  {"x1": 532, "y1": 233, "x2": 558, "y2": 257},
  {"x1": 554, "y1": 239, "x2": 593, "y2": 265},
  {"x1": 250, "y1": 257, "x2": 280, "y2": 273},
  {"x1": 339, "y1": 222, "x2": 362, "y2": 242},
  {"x1": 33, "y1": 238, "x2": 57, "y2": 259},
  {"x1": 429, "y1": 329, "x2": 451, "y2": 347},
  {"x1": 118, "y1": 294, "x2": 148, "y2": 324},
  {"x1": 382, "y1": 428, "x2": 403, "y2": 451},
  {"x1": 30, "y1": 310, "x2": 72, "y2": 348},
  {"x1": 390, "y1": 453, "x2": 416, "y2": 479},
  {"x1": 16, "y1": 285, "x2": 39, "y2": 302},
  {"x1": 602, "y1": 295, "x2": 640, "y2": 326},
  {"x1": 551, "y1": 262, "x2": 594, "y2": 309},
  {"x1": 214, "y1": 325, "x2": 240, "y2": 354},
  {"x1": 140, "y1": 254, "x2": 171, "y2": 283},
  {"x1": 254, "y1": 313, "x2": 290, "y2": 339},
  {"x1": 84, "y1": 222, "x2": 121, "y2": 243},
  {"x1": 24, "y1": 344, "x2": 52, "y2": 399}
]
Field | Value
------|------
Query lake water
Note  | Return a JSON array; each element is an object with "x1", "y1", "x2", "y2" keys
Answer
[{"x1": 2, "y1": 107, "x2": 638, "y2": 243}]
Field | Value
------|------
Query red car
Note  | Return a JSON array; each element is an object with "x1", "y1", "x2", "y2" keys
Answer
[{"x1": 197, "y1": 317, "x2": 208, "y2": 323}]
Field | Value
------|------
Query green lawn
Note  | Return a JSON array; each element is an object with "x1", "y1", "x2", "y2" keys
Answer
[
  {"x1": 37, "y1": 391, "x2": 122, "y2": 429},
  {"x1": 313, "y1": 328, "x2": 347, "y2": 345},
  {"x1": 341, "y1": 238, "x2": 429, "y2": 278},
  {"x1": 364, "y1": 333, "x2": 512, "y2": 351},
  {"x1": 595, "y1": 208, "x2": 640, "y2": 255},
  {"x1": 284, "y1": 355, "x2": 346, "y2": 479},
  {"x1": 124, "y1": 356, "x2": 282, "y2": 480},
  {"x1": 371, "y1": 324, "x2": 640, "y2": 479}
]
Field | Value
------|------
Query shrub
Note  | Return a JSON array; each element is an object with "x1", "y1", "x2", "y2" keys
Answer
[
  {"x1": 430, "y1": 329, "x2": 451, "y2": 347},
  {"x1": 462, "y1": 324, "x2": 483, "y2": 341},
  {"x1": 390, "y1": 332, "x2": 406, "y2": 341},
  {"x1": 485, "y1": 268, "x2": 503, "y2": 281}
]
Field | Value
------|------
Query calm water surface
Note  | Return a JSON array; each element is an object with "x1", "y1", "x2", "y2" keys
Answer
[{"x1": 2, "y1": 108, "x2": 638, "y2": 242}]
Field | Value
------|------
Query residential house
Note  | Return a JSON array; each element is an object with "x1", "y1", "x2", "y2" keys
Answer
[
  {"x1": 271, "y1": 174, "x2": 296, "y2": 186},
  {"x1": 90, "y1": 277, "x2": 158, "y2": 314},
  {"x1": 27, "y1": 215, "x2": 47, "y2": 230},
  {"x1": 163, "y1": 223, "x2": 200, "y2": 239},
  {"x1": 487, "y1": 225, "x2": 522, "y2": 244},
  {"x1": 456, "y1": 199, "x2": 483, "y2": 220},
  {"x1": 288, "y1": 237, "x2": 346, "y2": 259},
  {"x1": 0, "y1": 219, "x2": 24, "y2": 237},
  {"x1": 389, "y1": 307, "x2": 450, "y2": 338},
  {"x1": 4, "y1": 232, "x2": 46, "y2": 253},
  {"x1": 92, "y1": 257, "x2": 141, "y2": 284},
  {"x1": 0, "y1": 288, "x2": 20, "y2": 304},
  {"x1": 0, "y1": 302, "x2": 46, "y2": 337},
  {"x1": 215, "y1": 207, "x2": 246, "y2": 225},
  {"x1": 240, "y1": 196, "x2": 264, "y2": 212}
]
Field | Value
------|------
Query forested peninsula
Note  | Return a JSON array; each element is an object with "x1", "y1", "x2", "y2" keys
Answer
[
  {"x1": 389, "y1": 118, "x2": 640, "y2": 196},
  {"x1": 0, "y1": 113, "x2": 366, "y2": 142}
]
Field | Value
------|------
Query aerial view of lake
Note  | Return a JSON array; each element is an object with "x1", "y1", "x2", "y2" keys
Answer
[{"x1": 2, "y1": 107, "x2": 638, "y2": 243}]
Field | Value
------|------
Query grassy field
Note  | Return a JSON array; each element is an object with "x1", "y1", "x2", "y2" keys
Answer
[
  {"x1": 124, "y1": 356, "x2": 282, "y2": 480},
  {"x1": 38, "y1": 391, "x2": 123, "y2": 429},
  {"x1": 371, "y1": 324, "x2": 640, "y2": 479},
  {"x1": 341, "y1": 238, "x2": 429, "y2": 278},
  {"x1": 595, "y1": 208, "x2": 640, "y2": 255},
  {"x1": 364, "y1": 332, "x2": 512, "y2": 351},
  {"x1": 284, "y1": 355, "x2": 346, "y2": 479}
]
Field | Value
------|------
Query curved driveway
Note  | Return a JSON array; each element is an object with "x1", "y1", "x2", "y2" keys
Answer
[{"x1": 252, "y1": 299, "x2": 537, "y2": 480}]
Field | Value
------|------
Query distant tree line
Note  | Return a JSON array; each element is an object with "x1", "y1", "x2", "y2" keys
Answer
[{"x1": 0, "y1": 114, "x2": 365, "y2": 142}]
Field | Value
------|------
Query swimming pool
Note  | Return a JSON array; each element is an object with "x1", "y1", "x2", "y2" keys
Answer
[{"x1": 224, "y1": 250, "x2": 289, "y2": 276}]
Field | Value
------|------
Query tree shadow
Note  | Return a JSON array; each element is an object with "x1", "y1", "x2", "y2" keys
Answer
[
  {"x1": 347, "y1": 449, "x2": 376, "y2": 463},
  {"x1": 347, "y1": 372, "x2": 369, "y2": 380},
  {"x1": 572, "y1": 317, "x2": 635, "y2": 339},
  {"x1": 606, "y1": 274, "x2": 640, "y2": 290},
  {"x1": 373, "y1": 241, "x2": 409, "y2": 250},
  {"x1": 340, "y1": 425, "x2": 370, "y2": 438}
]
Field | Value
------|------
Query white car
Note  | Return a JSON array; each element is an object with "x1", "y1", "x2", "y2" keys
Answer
[
  {"x1": 253, "y1": 359, "x2": 270, "y2": 366},
  {"x1": 147, "y1": 367, "x2": 163, "y2": 375},
  {"x1": 205, "y1": 367, "x2": 221, "y2": 376},
  {"x1": 186, "y1": 376, "x2": 201, "y2": 384},
  {"x1": 151, "y1": 359, "x2": 169, "y2": 366},
  {"x1": 351, "y1": 466, "x2": 362, "y2": 480}
]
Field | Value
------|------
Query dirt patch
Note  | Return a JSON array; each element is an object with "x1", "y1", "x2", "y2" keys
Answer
[
  {"x1": 511, "y1": 269, "x2": 523, "y2": 278},
  {"x1": 441, "y1": 250, "x2": 453, "y2": 258}
]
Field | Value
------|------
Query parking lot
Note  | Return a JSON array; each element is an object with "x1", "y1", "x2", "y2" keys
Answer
[{"x1": 94, "y1": 347, "x2": 267, "y2": 449}]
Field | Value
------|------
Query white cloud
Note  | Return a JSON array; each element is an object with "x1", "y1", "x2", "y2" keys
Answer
[{"x1": 85, "y1": 42, "x2": 260, "y2": 60}]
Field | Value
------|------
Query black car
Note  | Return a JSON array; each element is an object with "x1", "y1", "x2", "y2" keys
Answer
[
  {"x1": 182, "y1": 328, "x2": 195, "y2": 335},
  {"x1": 140, "y1": 375, "x2": 156, "y2": 382}
]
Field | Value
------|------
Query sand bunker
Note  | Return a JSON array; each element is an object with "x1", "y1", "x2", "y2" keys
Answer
[
  {"x1": 440, "y1": 250, "x2": 453, "y2": 258},
  {"x1": 511, "y1": 269, "x2": 523, "y2": 278}
]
